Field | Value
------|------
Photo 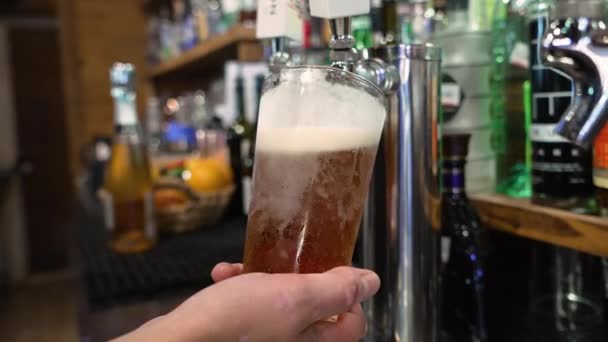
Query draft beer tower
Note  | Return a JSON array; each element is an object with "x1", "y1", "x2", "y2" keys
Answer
[{"x1": 256, "y1": 1, "x2": 442, "y2": 341}]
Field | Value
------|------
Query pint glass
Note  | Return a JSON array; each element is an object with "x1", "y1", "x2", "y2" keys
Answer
[{"x1": 242, "y1": 66, "x2": 386, "y2": 273}]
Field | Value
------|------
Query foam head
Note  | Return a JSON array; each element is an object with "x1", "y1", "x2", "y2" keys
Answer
[{"x1": 256, "y1": 67, "x2": 386, "y2": 153}]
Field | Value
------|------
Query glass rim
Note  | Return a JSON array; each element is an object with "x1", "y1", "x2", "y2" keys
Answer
[{"x1": 261, "y1": 65, "x2": 386, "y2": 102}]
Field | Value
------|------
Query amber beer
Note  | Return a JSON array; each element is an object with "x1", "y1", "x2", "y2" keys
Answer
[{"x1": 242, "y1": 66, "x2": 386, "y2": 274}]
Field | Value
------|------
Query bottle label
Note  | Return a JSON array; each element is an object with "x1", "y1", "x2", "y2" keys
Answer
[
  {"x1": 222, "y1": 0, "x2": 241, "y2": 12},
  {"x1": 144, "y1": 191, "x2": 156, "y2": 240},
  {"x1": 441, "y1": 236, "x2": 451, "y2": 264},
  {"x1": 242, "y1": 176, "x2": 252, "y2": 214},
  {"x1": 98, "y1": 189, "x2": 114, "y2": 232},
  {"x1": 529, "y1": 17, "x2": 593, "y2": 197},
  {"x1": 441, "y1": 74, "x2": 465, "y2": 123},
  {"x1": 241, "y1": 139, "x2": 251, "y2": 162},
  {"x1": 115, "y1": 101, "x2": 137, "y2": 126},
  {"x1": 509, "y1": 42, "x2": 530, "y2": 69}
]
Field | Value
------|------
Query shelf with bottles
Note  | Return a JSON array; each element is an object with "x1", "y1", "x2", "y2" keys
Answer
[
  {"x1": 148, "y1": 24, "x2": 260, "y2": 79},
  {"x1": 470, "y1": 193, "x2": 608, "y2": 258}
]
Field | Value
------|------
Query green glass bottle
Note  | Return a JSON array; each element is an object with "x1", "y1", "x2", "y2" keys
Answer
[{"x1": 490, "y1": 0, "x2": 532, "y2": 197}]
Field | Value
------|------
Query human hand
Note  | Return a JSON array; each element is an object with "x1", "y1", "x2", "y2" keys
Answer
[{"x1": 117, "y1": 264, "x2": 380, "y2": 342}]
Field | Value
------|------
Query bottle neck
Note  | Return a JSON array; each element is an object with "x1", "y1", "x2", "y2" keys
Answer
[
  {"x1": 443, "y1": 157, "x2": 467, "y2": 196},
  {"x1": 113, "y1": 96, "x2": 139, "y2": 133},
  {"x1": 236, "y1": 84, "x2": 246, "y2": 122}
]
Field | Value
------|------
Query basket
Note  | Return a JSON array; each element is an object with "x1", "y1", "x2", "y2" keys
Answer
[{"x1": 153, "y1": 178, "x2": 235, "y2": 234}]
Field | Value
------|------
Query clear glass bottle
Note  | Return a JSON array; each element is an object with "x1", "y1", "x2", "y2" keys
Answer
[
  {"x1": 440, "y1": 133, "x2": 488, "y2": 342},
  {"x1": 490, "y1": 0, "x2": 532, "y2": 197},
  {"x1": 100, "y1": 63, "x2": 156, "y2": 254}
]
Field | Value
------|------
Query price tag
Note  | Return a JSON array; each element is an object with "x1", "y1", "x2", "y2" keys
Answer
[{"x1": 510, "y1": 42, "x2": 530, "y2": 69}]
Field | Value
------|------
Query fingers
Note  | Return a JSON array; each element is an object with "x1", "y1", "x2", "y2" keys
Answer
[
  {"x1": 292, "y1": 267, "x2": 380, "y2": 329},
  {"x1": 211, "y1": 263, "x2": 243, "y2": 283},
  {"x1": 299, "y1": 304, "x2": 367, "y2": 342}
]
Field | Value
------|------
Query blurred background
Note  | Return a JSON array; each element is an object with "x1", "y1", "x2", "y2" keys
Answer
[{"x1": 0, "y1": 0, "x2": 606, "y2": 341}]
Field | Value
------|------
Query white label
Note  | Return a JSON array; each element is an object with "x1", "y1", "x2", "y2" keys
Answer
[
  {"x1": 530, "y1": 124, "x2": 570, "y2": 143},
  {"x1": 256, "y1": 0, "x2": 302, "y2": 41},
  {"x1": 115, "y1": 102, "x2": 137, "y2": 126},
  {"x1": 98, "y1": 189, "x2": 114, "y2": 232},
  {"x1": 242, "y1": 176, "x2": 252, "y2": 215},
  {"x1": 441, "y1": 83, "x2": 461, "y2": 107},
  {"x1": 223, "y1": 0, "x2": 241, "y2": 12},
  {"x1": 144, "y1": 191, "x2": 157, "y2": 241},
  {"x1": 510, "y1": 42, "x2": 530, "y2": 69},
  {"x1": 441, "y1": 236, "x2": 451, "y2": 264},
  {"x1": 242, "y1": 0, "x2": 257, "y2": 10}
]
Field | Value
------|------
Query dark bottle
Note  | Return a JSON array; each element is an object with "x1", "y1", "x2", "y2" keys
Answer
[
  {"x1": 227, "y1": 77, "x2": 253, "y2": 216},
  {"x1": 241, "y1": 75, "x2": 264, "y2": 215},
  {"x1": 370, "y1": 0, "x2": 385, "y2": 45},
  {"x1": 527, "y1": 1, "x2": 594, "y2": 212},
  {"x1": 383, "y1": 0, "x2": 398, "y2": 43},
  {"x1": 440, "y1": 133, "x2": 487, "y2": 342},
  {"x1": 239, "y1": 0, "x2": 257, "y2": 26}
]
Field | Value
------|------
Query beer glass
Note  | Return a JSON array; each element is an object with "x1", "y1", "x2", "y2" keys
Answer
[{"x1": 242, "y1": 66, "x2": 386, "y2": 273}]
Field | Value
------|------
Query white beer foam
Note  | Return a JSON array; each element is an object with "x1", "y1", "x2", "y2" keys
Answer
[
  {"x1": 256, "y1": 68, "x2": 386, "y2": 152},
  {"x1": 257, "y1": 127, "x2": 379, "y2": 153}
]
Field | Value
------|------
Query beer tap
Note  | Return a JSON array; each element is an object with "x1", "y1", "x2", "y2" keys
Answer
[
  {"x1": 309, "y1": 0, "x2": 399, "y2": 93},
  {"x1": 256, "y1": 0, "x2": 304, "y2": 72},
  {"x1": 541, "y1": 0, "x2": 608, "y2": 147}
]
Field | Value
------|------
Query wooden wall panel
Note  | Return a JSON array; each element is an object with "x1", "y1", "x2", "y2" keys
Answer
[
  {"x1": 58, "y1": 0, "x2": 151, "y2": 176},
  {"x1": 9, "y1": 26, "x2": 73, "y2": 273}
]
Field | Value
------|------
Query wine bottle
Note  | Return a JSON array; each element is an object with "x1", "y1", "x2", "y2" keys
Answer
[{"x1": 440, "y1": 133, "x2": 487, "y2": 342}]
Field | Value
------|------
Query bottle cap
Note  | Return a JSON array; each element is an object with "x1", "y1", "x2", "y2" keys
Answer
[{"x1": 441, "y1": 133, "x2": 471, "y2": 159}]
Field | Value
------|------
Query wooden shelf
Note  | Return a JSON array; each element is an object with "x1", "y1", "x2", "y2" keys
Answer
[
  {"x1": 147, "y1": 25, "x2": 261, "y2": 79},
  {"x1": 470, "y1": 194, "x2": 608, "y2": 257}
]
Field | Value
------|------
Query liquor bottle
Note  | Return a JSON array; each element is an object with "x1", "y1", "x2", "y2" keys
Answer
[
  {"x1": 434, "y1": 0, "x2": 495, "y2": 193},
  {"x1": 383, "y1": 0, "x2": 398, "y2": 43},
  {"x1": 594, "y1": 123, "x2": 608, "y2": 321},
  {"x1": 145, "y1": 96, "x2": 163, "y2": 154},
  {"x1": 490, "y1": 0, "x2": 531, "y2": 197},
  {"x1": 100, "y1": 63, "x2": 156, "y2": 254},
  {"x1": 239, "y1": 0, "x2": 257, "y2": 25},
  {"x1": 241, "y1": 75, "x2": 264, "y2": 215},
  {"x1": 352, "y1": 13, "x2": 373, "y2": 50},
  {"x1": 440, "y1": 133, "x2": 488, "y2": 342},
  {"x1": 526, "y1": 0, "x2": 595, "y2": 212},
  {"x1": 370, "y1": 0, "x2": 385, "y2": 45},
  {"x1": 227, "y1": 77, "x2": 253, "y2": 216},
  {"x1": 221, "y1": 0, "x2": 241, "y2": 28}
]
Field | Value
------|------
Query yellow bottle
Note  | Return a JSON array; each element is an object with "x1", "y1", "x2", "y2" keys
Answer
[{"x1": 99, "y1": 63, "x2": 156, "y2": 253}]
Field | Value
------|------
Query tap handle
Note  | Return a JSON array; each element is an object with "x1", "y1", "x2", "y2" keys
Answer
[{"x1": 256, "y1": 0, "x2": 304, "y2": 72}]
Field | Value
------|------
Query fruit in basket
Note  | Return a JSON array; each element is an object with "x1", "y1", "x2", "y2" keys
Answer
[
  {"x1": 184, "y1": 157, "x2": 233, "y2": 193},
  {"x1": 154, "y1": 187, "x2": 190, "y2": 210}
]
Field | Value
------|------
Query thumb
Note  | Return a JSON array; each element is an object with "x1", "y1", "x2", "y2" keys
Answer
[{"x1": 291, "y1": 267, "x2": 380, "y2": 330}]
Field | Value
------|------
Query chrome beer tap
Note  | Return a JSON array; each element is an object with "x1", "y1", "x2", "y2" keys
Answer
[
  {"x1": 309, "y1": 0, "x2": 399, "y2": 92},
  {"x1": 256, "y1": 0, "x2": 304, "y2": 72},
  {"x1": 541, "y1": 0, "x2": 608, "y2": 147}
]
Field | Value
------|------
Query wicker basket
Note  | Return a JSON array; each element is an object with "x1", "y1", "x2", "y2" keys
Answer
[{"x1": 154, "y1": 179, "x2": 235, "y2": 234}]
